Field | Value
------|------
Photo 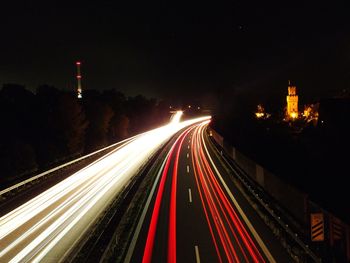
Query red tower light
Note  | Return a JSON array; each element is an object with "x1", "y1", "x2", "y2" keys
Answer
[{"x1": 76, "y1": 61, "x2": 82, "y2": 98}]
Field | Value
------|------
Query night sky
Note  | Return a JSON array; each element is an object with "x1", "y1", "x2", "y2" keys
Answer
[{"x1": 1, "y1": 1, "x2": 349, "y2": 104}]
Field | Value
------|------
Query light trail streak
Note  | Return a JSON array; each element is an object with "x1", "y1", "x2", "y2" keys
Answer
[
  {"x1": 142, "y1": 126, "x2": 193, "y2": 263},
  {"x1": 168, "y1": 127, "x2": 192, "y2": 263},
  {"x1": 190, "y1": 121, "x2": 269, "y2": 262},
  {"x1": 124, "y1": 148, "x2": 171, "y2": 263},
  {"x1": 142, "y1": 135, "x2": 176, "y2": 263},
  {"x1": 170, "y1": 111, "x2": 183, "y2": 124},
  {"x1": 135, "y1": 118, "x2": 275, "y2": 263},
  {"x1": 0, "y1": 134, "x2": 139, "y2": 197},
  {"x1": 201, "y1": 125, "x2": 276, "y2": 263},
  {"x1": 0, "y1": 113, "x2": 210, "y2": 262}
]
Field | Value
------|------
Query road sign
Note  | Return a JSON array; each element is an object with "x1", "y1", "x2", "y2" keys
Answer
[
  {"x1": 330, "y1": 215, "x2": 343, "y2": 245},
  {"x1": 311, "y1": 213, "x2": 324, "y2": 241}
]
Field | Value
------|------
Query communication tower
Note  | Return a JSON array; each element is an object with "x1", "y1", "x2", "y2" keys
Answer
[{"x1": 76, "y1": 61, "x2": 82, "y2": 99}]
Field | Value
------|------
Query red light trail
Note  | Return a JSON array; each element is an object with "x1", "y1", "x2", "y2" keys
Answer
[
  {"x1": 140, "y1": 120, "x2": 273, "y2": 262},
  {"x1": 142, "y1": 126, "x2": 194, "y2": 263}
]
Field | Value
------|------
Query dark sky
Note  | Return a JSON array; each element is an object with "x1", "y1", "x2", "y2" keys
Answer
[{"x1": 1, "y1": 1, "x2": 349, "y2": 104}]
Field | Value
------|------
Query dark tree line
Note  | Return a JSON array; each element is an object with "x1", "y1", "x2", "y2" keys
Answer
[
  {"x1": 211, "y1": 91, "x2": 350, "y2": 223},
  {"x1": 0, "y1": 84, "x2": 170, "y2": 183}
]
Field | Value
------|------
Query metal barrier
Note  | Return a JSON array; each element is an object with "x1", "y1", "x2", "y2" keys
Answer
[
  {"x1": 209, "y1": 127, "x2": 350, "y2": 262},
  {"x1": 0, "y1": 135, "x2": 139, "y2": 197}
]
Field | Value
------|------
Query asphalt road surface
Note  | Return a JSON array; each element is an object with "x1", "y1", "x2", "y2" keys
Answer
[
  {"x1": 0, "y1": 113, "x2": 209, "y2": 262},
  {"x1": 127, "y1": 121, "x2": 290, "y2": 263}
]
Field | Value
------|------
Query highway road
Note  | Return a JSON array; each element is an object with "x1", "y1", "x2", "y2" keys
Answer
[
  {"x1": 0, "y1": 112, "x2": 210, "y2": 262},
  {"x1": 126, "y1": 120, "x2": 291, "y2": 263}
]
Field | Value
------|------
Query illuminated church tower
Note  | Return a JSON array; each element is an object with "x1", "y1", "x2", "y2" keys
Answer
[{"x1": 286, "y1": 80, "x2": 298, "y2": 119}]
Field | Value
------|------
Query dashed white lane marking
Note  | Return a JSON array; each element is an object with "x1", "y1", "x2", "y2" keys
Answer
[
  {"x1": 187, "y1": 165, "x2": 190, "y2": 173},
  {"x1": 188, "y1": 145, "x2": 190, "y2": 149},
  {"x1": 195, "y1": 245, "x2": 200, "y2": 263},
  {"x1": 189, "y1": 139, "x2": 191, "y2": 143},
  {"x1": 187, "y1": 153, "x2": 189, "y2": 158},
  {"x1": 188, "y1": 188, "x2": 192, "y2": 203}
]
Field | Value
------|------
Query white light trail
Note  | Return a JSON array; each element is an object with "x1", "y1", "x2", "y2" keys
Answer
[
  {"x1": 170, "y1": 111, "x2": 183, "y2": 124},
  {"x1": 0, "y1": 115, "x2": 210, "y2": 262}
]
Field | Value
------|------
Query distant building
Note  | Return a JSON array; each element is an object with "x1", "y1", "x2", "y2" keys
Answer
[
  {"x1": 255, "y1": 104, "x2": 270, "y2": 119},
  {"x1": 302, "y1": 103, "x2": 319, "y2": 125},
  {"x1": 286, "y1": 81, "x2": 298, "y2": 120}
]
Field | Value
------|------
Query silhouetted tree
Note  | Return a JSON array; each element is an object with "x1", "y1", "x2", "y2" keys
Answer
[
  {"x1": 0, "y1": 84, "x2": 38, "y2": 180},
  {"x1": 85, "y1": 100, "x2": 114, "y2": 151},
  {"x1": 153, "y1": 100, "x2": 172, "y2": 126},
  {"x1": 54, "y1": 94, "x2": 88, "y2": 156},
  {"x1": 108, "y1": 114, "x2": 129, "y2": 142},
  {"x1": 101, "y1": 89, "x2": 126, "y2": 113},
  {"x1": 0, "y1": 84, "x2": 36, "y2": 142},
  {"x1": 0, "y1": 84, "x2": 171, "y2": 184},
  {"x1": 0, "y1": 141, "x2": 37, "y2": 181},
  {"x1": 125, "y1": 95, "x2": 158, "y2": 134},
  {"x1": 35, "y1": 86, "x2": 87, "y2": 165}
]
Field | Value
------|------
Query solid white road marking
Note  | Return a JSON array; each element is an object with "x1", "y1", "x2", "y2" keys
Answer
[
  {"x1": 188, "y1": 188, "x2": 192, "y2": 203},
  {"x1": 202, "y1": 130, "x2": 276, "y2": 263},
  {"x1": 124, "y1": 151, "x2": 171, "y2": 263},
  {"x1": 0, "y1": 135, "x2": 138, "y2": 197},
  {"x1": 195, "y1": 245, "x2": 200, "y2": 263},
  {"x1": 187, "y1": 165, "x2": 190, "y2": 173}
]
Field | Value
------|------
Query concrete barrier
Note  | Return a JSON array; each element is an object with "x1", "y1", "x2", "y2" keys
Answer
[
  {"x1": 256, "y1": 164, "x2": 264, "y2": 187},
  {"x1": 209, "y1": 127, "x2": 308, "y2": 224},
  {"x1": 263, "y1": 169, "x2": 307, "y2": 224},
  {"x1": 209, "y1": 127, "x2": 350, "y2": 262}
]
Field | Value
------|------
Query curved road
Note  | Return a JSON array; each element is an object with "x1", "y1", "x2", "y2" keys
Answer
[
  {"x1": 127, "y1": 121, "x2": 290, "y2": 263},
  {"x1": 0, "y1": 113, "x2": 209, "y2": 262}
]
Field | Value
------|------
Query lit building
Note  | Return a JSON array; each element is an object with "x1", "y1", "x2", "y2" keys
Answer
[
  {"x1": 286, "y1": 81, "x2": 298, "y2": 119},
  {"x1": 302, "y1": 104, "x2": 319, "y2": 125},
  {"x1": 255, "y1": 104, "x2": 271, "y2": 119},
  {"x1": 255, "y1": 104, "x2": 265, "y2": 119}
]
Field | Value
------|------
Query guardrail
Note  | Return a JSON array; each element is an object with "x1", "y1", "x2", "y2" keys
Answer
[
  {"x1": 0, "y1": 135, "x2": 139, "y2": 197},
  {"x1": 208, "y1": 127, "x2": 350, "y2": 262},
  {"x1": 66, "y1": 129, "x2": 179, "y2": 262},
  {"x1": 207, "y1": 128, "x2": 320, "y2": 262}
]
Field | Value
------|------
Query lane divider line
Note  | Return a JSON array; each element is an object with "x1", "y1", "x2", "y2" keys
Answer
[
  {"x1": 168, "y1": 128, "x2": 193, "y2": 263},
  {"x1": 195, "y1": 245, "x2": 201, "y2": 263},
  {"x1": 188, "y1": 189, "x2": 192, "y2": 203},
  {"x1": 191, "y1": 125, "x2": 224, "y2": 263},
  {"x1": 141, "y1": 128, "x2": 192, "y2": 263},
  {"x1": 187, "y1": 165, "x2": 190, "y2": 173},
  {"x1": 187, "y1": 153, "x2": 189, "y2": 158},
  {"x1": 124, "y1": 151, "x2": 171, "y2": 263}
]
